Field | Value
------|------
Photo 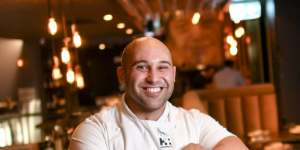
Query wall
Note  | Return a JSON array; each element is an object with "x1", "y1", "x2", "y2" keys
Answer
[
  {"x1": 0, "y1": 37, "x2": 43, "y2": 101},
  {"x1": 0, "y1": 38, "x2": 23, "y2": 100},
  {"x1": 276, "y1": 0, "x2": 300, "y2": 123}
]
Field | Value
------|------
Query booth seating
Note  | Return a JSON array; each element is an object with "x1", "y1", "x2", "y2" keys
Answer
[{"x1": 182, "y1": 83, "x2": 279, "y2": 139}]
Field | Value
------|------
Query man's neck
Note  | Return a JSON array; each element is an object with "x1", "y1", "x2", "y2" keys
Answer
[{"x1": 124, "y1": 96, "x2": 166, "y2": 121}]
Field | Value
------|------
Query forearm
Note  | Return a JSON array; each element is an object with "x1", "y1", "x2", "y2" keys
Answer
[{"x1": 213, "y1": 136, "x2": 248, "y2": 150}]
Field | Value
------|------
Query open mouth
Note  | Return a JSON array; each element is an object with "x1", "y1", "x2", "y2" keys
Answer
[{"x1": 142, "y1": 87, "x2": 163, "y2": 96}]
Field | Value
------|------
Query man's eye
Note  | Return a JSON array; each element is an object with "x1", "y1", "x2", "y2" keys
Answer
[
  {"x1": 136, "y1": 65, "x2": 147, "y2": 71},
  {"x1": 158, "y1": 66, "x2": 169, "y2": 70}
]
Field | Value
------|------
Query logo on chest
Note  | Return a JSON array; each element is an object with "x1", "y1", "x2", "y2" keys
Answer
[
  {"x1": 159, "y1": 136, "x2": 173, "y2": 148},
  {"x1": 157, "y1": 128, "x2": 173, "y2": 149}
]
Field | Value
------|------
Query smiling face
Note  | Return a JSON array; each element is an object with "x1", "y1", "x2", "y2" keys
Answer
[{"x1": 118, "y1": 37, "x2": 176, "y2": 119}]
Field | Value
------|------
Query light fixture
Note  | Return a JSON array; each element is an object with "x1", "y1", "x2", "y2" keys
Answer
[
  {"x1": 66, "y1": 66, "x2": 75, "y2": 84},
  {"x1": 75, "y1": 65, "x2": 85, "y2": 89},
  {"x1": 73, "y1": 31, "x2": 82, "y2": 48},
  {"x1": 71, "y1": 24, "x2": 82, "y2": 48},
  {"x1": 230, "y1": 46, "x2": 238, "y2": 56},
  {"x1": 235, "y1": 27, "x2": 245, "y2": 38},
  {"x1": 17, "y1": 59, "x2": 24, "y2": 68},
  {"x1": 233, "y1": 19, "x2": 241, "y2": 24},
  {"x1": 192, "y1": 12, "x2": 201, "y2": 25},
  {"x1": 98, "y1": 43, "x2": 106, "y2": 50},
  {"x1": 103, "y1": 14, "x2": 113, "y2": 21},
  {"x1": 48, "y1": 17, "x2": 58, "y2": 35},
  {"x1": 125, "y1": 28, "x2": 133, "y2": 35},
  {"x1": 226, "y1": 35, "x2": 237, "y2": 47},
  {"x1": 117, "y1": 23, "x2": 125, "y2": 29},
  {"x1": 51, "y1": 56, "x2": 63, "y2": 80},
  {"x1": 61, "y1": 46, "x2": 71, "y2": 64},
  {"x1": 229, "y1": 0, "x2": 261, "y2": 21},
  {"x1": 52, "y1": 67, "x2": 63, "y2": 80}
]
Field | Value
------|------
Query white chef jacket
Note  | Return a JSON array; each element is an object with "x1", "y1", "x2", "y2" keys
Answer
[{"x1": 70, "y1": 98, "x2": 233, "y2": 150}]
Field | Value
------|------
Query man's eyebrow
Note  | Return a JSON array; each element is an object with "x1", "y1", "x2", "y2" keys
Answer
[
  {"x1": 159, "y1": 60, "x2": 172, "y2": 66},
  {"x1": 130, "y1": 60, "x2": 172, "y2": 67},
  {"x1": 130, "y1": 60, "x2": 147, "y2": 67}
]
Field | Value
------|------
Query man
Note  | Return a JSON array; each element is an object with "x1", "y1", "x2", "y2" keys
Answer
[
  {"x1": 213, "y1": 60, "x2": 245, "y2": 89},
  {"x1": 69, "y1": 37, "x2": 248, "y2": 150}
]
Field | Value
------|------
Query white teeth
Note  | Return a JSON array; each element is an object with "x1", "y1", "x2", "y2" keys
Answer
[{"x1": 146, "y1": 87, "x2": 161, "y2": 93}]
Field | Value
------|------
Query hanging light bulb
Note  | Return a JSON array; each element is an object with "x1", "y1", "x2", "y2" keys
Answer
[
  {"x1": 71, "y1": 24, "x2": 82, "y2": 48},
  {"x1": 17, "y1": 59, "x2": 24, "y2": 68},
  {"x1": 53, "y1": 55, "x2": 60, "y2": 66},
  {"x1": 235, "y1": 26, "x2": 245, "y2": 38},
  {"x1": 61, "y1": 46, "x2": 71, "y2": 64},
  {"x1": 230, "y1": 46, "x2": 238, "y2": 56},
  {"x1": 192, "y1": 12, "x2": 201, "y2": 25},
  {"x1": 66, "y1": 67, "x2": 75, "y2": 84},
  {"x1": 52, "y1": 56, "x2": 62, "y2": 80},
  {"x1": 48, "y1": 17, "x2": 58, "y2": 35},
  {"x1": 73, "y1": 31, "x2": 82, "y2": 48},
  {"x1": 52, "y1": 67, "x2": 63, "y2": 80},
  {"x1": 226, "y1": 35, "x2": 237, "y2": 47},
  {"x1": 75, "y1": 65, "x2": 85, "y2": 89},
  {"x1": 52, "y1": 55, "x2": 62, "y2": 80}
]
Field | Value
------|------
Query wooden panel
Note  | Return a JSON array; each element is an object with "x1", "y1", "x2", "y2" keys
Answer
[
  {"x1": 242, "y1": 95, "x2": 261, "y2": 132},
  {"x1": 0, "y1": 144, "x2": 39, "y2": 150},
  {"x1": 182, "y1": 83, "x2": 279, "y2": 141},
  {"x1": 208, "y1": 98, "x2": 226, "y2": 127},
  {"x1": 182, "y1": 91, "x2": 208, "y2": 113},
  {"x1": 196, "y1": 84, "x2": 275, "y2": 99},
  {"x1": 260, "y1": 94, "x2": 279, "y2": 133},
  {"x1": 225, "y1": 97, "x2": 244, "y2": 137}
]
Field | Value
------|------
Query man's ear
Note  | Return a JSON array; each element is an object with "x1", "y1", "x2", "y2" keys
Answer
[
  {"x1": 117, "y1": 66, "x2": 125, "y2": 85},
  {"x1": 173, "y1": 66, "x2": 176, "y2": 82}
]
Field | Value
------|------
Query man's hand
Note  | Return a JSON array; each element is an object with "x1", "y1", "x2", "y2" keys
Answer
[{"x1": 182, "y1": 143, "x2": 206, "y2": 150}]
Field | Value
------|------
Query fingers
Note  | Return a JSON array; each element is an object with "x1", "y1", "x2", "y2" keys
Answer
[{"x1": 182, "y1": 143, "x2": 206, "y2": 150}]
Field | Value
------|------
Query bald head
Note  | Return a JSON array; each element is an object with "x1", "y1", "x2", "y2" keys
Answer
[
  {"x1": 121, "y1": 37, "x2": 172, "y2": 69},
  {"x1": 117, "y1": 37, "x2": 176, "y2": 118}
]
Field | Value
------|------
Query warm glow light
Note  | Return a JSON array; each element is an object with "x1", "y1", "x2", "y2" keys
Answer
[
  {"x1": 17, "y1": 59, "x2": 24, "y2": 67},
  {"x1": 117, "y1": 22, "x2": 125, "y2": 29},
  {"x1": 126, "y1": 28, "x2": 133, "y2": 35},
  {"x1": 48, "y1": 17, "x2": 58, "y2": 35},
  {"x1": 76, "y1": 73, "x2": 85, "y2": 89},
  {"x1": 53, "y1": 56, "x2": 60, "y2": 66},
  {"x1": 229, "y1": 1, "x2": 261, "y2": 21},
  {"x1": 235, "y1": 26, "x2": 245, "y2": 38},
  {"x1": 196, "y1": 64, "x2": 205, "y2": 70},
  {"x1": 66, "y1": 67, "x2": 75, "y2": 84},
  {"x1": 192, "y1": 12, "x2": 201, "y2": 25},
  {"x1": 103, "y1": 14, "x2": 113, "y2": 21},
  {"x1": 226, "y1": 35, "x2": 237, "y2": 47},
  {"x1": 61, "y1": 47, "x2": 71, "y2": 64},
  {"x1": 230, "y1": 46, "x2": 238, "y2": 56},
  {"x1": 98, "y1": 43, "x2": 106, "y2": 50},
  {"x1": 52, "y1": 67, "x2": 63, "y2": 80},
  {"x1": 73, "y1": 31, "x2": 82, "y2": 48},
  {"x1": 233, "y1": 19, "x2": 241, "y2": 24},
  {"x1": 74, "y1": 65, "x2": 85, "y2": 89}
]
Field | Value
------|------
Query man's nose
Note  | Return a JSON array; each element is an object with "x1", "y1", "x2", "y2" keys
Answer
[{"x1": 146, "y1": 69, "x2": 159, "y2": 83}]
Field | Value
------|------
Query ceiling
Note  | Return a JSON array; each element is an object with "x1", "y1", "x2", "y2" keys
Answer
[
  {"x1": 0, "y1": 0, "x2": 138, "y2": 42},
  {"x1": 0, "y1": 0, "x2": 228, "y2": 45}
]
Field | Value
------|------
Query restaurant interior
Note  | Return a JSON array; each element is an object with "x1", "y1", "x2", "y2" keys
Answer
[{"x1": 0, "y1": 0, "x2": 300, "y2": 149}]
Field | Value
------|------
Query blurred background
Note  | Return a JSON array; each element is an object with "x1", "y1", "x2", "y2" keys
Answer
[{"x1": 0, "y1": 0, "x2": 300, "y2": 149}]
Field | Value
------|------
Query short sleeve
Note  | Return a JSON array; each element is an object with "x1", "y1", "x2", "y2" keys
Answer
[
  {"x1": 194, "y1": 111, "x2": 234, "y2": 149},
  {"x1": 69, "y1": 118, "x2": 108, "y2": 150}
]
